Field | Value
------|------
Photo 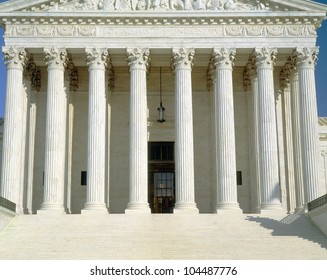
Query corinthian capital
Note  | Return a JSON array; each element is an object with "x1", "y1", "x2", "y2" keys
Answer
[
  {"x1": 26, "y1": 59, "x2": 41, "y2": 91},
  {"x1": 292, "y1": 47, "x2": 319, "y2": 69},
  {"x1": 126, "y1": 48, "x2": 150, "y2": 70},
  {"x1": 44, "y1": 47, "x2": 68, "y2": 69},
  {"x1": 171, "y1": 48, "x2": 195, "y2": 70},
  {"x1": 280, "y1": 59, "x2": 295, "y2": 89},
  {"x1": 253, "y1": 47, "x2": 277, "y2": 69},
  {"x1": 85, "y1": 48, "x2": 109, "y2": 69},
  {"x1": 212, "y1": 47, "x2": 236, "y2": 69},
  {"x1": 2, "y1": 46, "x2": 28, "y2": 69}
]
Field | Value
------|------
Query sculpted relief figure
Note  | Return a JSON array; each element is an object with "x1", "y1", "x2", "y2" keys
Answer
[{"x1": 73, "y1": 0, "x2": 268, "y2": 11}]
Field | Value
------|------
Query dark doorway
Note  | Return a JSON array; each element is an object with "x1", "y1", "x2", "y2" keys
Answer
[{"x1": 148, "y1": 142, "x2": 175, "y2": 213}]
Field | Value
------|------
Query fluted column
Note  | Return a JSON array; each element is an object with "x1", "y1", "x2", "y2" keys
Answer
[
  {"x1": 25, "y1": 61, "x2": 41, "y2": 214},
  {"x1": 293, "y1": 47, "x2": 324, "y2": 204},
  {"x1": 172, "y1": 48, "x2": 198, "y2": 213},
  {"x1": 39, "y1": 47, "x2": 68, "y2": 213},
  {"x1": 0, "y1": 47, "x2": 28, "y2": 213},
  {"x1": 244, "y1": 60, "x2": 261, "y2": 213},
  {"x1": 290, "y1": 67, "x2": 305, "y2": 212},
  {"x1": 125, "y1": 48, "x2": 151, "y2": 213},
  {"x1": 82, "y1": 48, "x2": 109, "y2": 213},
  {"x1": 212, "y1": 48, "x2": 240, "y2": 212},
  {"x1": 254, "y1": 47, "x2": 283, "y2": 211}
]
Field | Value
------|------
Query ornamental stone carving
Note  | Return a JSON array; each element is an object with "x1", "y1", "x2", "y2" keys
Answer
[
  {"x1": 280, "y1": 59, "x2": 294, "y2": 89},
  {"x1": 26, "y1": 59, "x2": 41, "y2": 91},
  {"x1": 3, "y1": 46, "x2": 28, "y2": 69},
  {"x1": 44, "y1": 47, "x2": 68, "y2": 69},
  {"x1": 206, "y1": 58, "x2": 215, "y2": 92},
  {"x1": 66, "y1": 59, "x2": 79, "y2": 91},
  {"x1": 107, "y1": 59, "x2": 115, "y2": 92},
  {"x1": 253, "y1": 47, "x2": 277, "y2": 69},
  {"x1": 171, "y1": 48, "x2": 195, "y2": 70},
  {"x1": 243, "y1": 60, "x2": 256, "y2": 91},
  {"x1": 212, "y1": 47, "x2": 236, "y2": 69},
  {"x1": 292, "y1": 47, "x2": 319, "y2": 69},
  {"x1": 126, "y1": 48, "x2": 151, "y2": 70},
  {"x1": 48, "y1": 0, "x2": 269, "y2": 11},
  {"x1": 85, "y1": 48, "x2": 109, "y2": 69}
]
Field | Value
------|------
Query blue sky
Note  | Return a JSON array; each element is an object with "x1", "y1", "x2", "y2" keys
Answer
[{"x1": 0, "y1": 0, "x2": 327, "y2": 117}]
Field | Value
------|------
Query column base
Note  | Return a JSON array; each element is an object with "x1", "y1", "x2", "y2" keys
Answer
[
  {"x1": 37, "y1": 204, "x2": 66, "y2": 215},
  {"x1": 216, "y1": 202, "x2": 242, "y2": 213},
  {"x1": 294, "y1": 206, "x2": 305, "y2": 214},
  {"x1": 125, "y1": 202, "x2": 151, "y2": 214},
  {"x1": 82, "y1": 202, "x2": 108, "y2": 214},
  {"x1": 174, "y1": 203, "x2": 199, "y2": 214},
  {"x1": 259, "y1": 203, "x2": 286, "y2": 215}
]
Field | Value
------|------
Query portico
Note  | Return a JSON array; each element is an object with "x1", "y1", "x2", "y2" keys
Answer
[{"x1": 0, "y1": 0, "x2": 326, "y2": 215}]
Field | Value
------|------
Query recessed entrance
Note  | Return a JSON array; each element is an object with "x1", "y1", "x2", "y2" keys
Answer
[{"x1": 148, "y1": 142, "x2": 175, "y2": 213}]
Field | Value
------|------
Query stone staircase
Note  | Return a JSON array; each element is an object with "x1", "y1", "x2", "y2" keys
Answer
[{"x1": 0, "y1": 213, "x2": 327, "y2": 259}]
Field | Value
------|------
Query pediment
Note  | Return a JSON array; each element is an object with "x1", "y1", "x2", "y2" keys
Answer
[{"x1": 1, "y1": 0, "x2": 327, "y2": 13}]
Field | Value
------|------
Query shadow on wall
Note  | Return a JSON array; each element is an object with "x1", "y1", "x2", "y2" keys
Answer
[{"x1": 246, "y1": 214, "x2": 327, "y2": 250}]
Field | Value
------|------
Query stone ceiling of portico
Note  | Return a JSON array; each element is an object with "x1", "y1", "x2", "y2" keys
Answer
[{"x1": 1, "y1": 0, "x2": 327, "y2": 13}]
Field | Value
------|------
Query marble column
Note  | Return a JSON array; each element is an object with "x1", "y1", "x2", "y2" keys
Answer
[
  {"x1": 253, "y1": 47, "x2": 283, "y2": 211},
  {"x1": 82, "y1": 48, "x2": 109, "y2": 213},
  {"x1": 293, "y1": 47, "x2": 324, "y2": 203},
  {"x1": 172, "y1": 48, "x2": 198, "y2": 213},
  {"x1": 125, "y1": 48, "x2": 151, "y2": 213},
  {"x1": 39, "y1": 47, "x2": 68, "y2": 213},
  {"x1": 25, "y1": 61, "x2": 41, "y2": 214},
  {"x1": 244, "y1": 60, "x2": 261, "y2": 213},
  {"x1": 0, "y1": 47, "x2": 28, "y2": 213},
  {"x1": 289, "y1": 66, "x2": 305, "y2": 212},
  {"x1": 212, "y1": 48, "x2": 240, "y2": 212}
]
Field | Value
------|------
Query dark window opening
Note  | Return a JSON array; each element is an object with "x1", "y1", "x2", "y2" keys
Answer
[
  {"x1": 237, "y1": 171, "x2": 242, "y2": 186},
  {"x1": 149, "y1": 142, "x2": 174, "y2": 161},
  {"x1": 81, "y1": 171, "x2": 87, "y2": 186}
]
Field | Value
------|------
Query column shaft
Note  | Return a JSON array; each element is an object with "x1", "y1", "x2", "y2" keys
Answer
[
  {"x1": 0, "y1": 47, "x2": 27, "y2": 213},
  {"x1": 125, "y1": 48, "x2": 150, "y2": 213},
  {"x1": 39, "y1": 47, "x2": 67, "y2": 213},
  {"x1": 290, "y1": 70, "x2": 305, "y2": 212},
  {"x1": 213, "y1": 48, "x2": 240, "y2": 212},
  {"x1": 254, "y1": 48, "x2": 283, "y2": 211},
  {"x1": 83, "y1": 48, "x2": 108, "y2": 213},
  {"x1": 172, "y1": 48, "x2": 198, "y2": 213},
  {"x1": 294, "y1": 47, "x2": 324, "y2": 203}
]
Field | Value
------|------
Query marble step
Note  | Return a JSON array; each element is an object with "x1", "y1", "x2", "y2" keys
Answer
[{"x1": 0, "y1": 213, "x2": 326, "y2": 259}]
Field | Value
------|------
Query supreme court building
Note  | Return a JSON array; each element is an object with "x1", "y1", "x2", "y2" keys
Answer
[{"x1": 0, "y1": 0, "x2": 327, "y2": 216}]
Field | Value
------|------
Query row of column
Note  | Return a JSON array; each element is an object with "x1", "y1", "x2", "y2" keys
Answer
[
  {"x1": 0, "y1": 46, "x2": 322, "y2": 214},
  {"x1": 245, "y1": 47, "x2": 324, "y2": 213}
]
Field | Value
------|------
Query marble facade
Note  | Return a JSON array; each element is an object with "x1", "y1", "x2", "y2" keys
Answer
[{"x1": 0, "y1": 0, "x2": 327, "y2": 215}]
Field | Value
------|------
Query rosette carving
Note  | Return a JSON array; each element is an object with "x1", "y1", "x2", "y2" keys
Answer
[
  {"x1": 44, "y1": 47, "x2": 68, "y2": 69},
  {"x1": 171, "y1": 48, "x2": 195, "y2": 70},
  {"x1": 3, "y1": 46, "x2": 28, "y2": 69}
]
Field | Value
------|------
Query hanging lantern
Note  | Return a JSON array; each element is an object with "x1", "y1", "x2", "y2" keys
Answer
[{"x1": 157, "y1": 67, "x2": 165, "y2": 123}]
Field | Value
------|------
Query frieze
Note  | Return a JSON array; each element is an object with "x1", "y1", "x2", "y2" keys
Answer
[
  {"x1": 5, "y1": 25, "x2": 97, "y2": 37},
  {"x1": 5, "y1": 24, "x2": 316, "y2": 38},
  {"x1": 224, "y1": 25, "x2": 316, "y2": 37}
]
